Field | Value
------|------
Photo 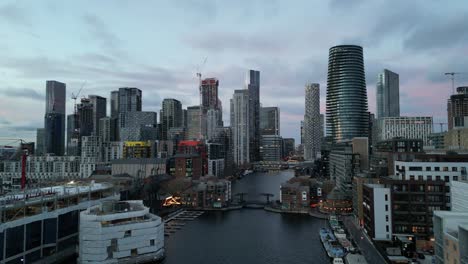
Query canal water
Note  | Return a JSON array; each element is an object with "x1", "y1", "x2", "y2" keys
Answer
[{"x1": 163, "y1": 171, "x2": 329, "y2": 264}]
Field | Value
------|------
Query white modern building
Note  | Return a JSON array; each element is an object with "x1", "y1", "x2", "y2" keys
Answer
[
  {"x1": 0, "y1": 182, "x2": 118, "y2": 263},
  {"x1": 376, "y1": 116, "x2": 433, "y2": 146},
  {"x1": 80, "y1": 136, "x2": 102, "y2": 178},
  {"x1": 433, "y1": 180, "x2": 468, "y2": 264},
  {"x1": 79, "y1": 200, "x2": 164, "y2": 264},
  {"x1": 363, "y1": 183, "x2": 392, "y2": 240},
  {"x1": 304, "y1": 83, "x2": 321, "y2": 160},
  {"x1": 231, "y1": 89, "x2": 250, "y2": 166}
]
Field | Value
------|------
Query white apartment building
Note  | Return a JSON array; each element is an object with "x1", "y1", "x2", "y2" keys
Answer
[
  {"x1": 363, "y1": 184, "x2": 393, "y2": 241},
  {"x1": 79, "y1": 200, "x2": 164, "y2": 263},
  {"x1": 231, "y1": 90, "x2": 250, "y2": 166},
  {"x1": 376, "y1": 116, "x2": 433, "y2": 146},
  {"x1": 433, "y1": 180, "x2": 468, "y2": 264}
]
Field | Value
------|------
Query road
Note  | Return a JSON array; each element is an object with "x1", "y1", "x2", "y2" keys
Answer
[{"x1": 343, "y1": 216, "x2": 389, "y2": 264}]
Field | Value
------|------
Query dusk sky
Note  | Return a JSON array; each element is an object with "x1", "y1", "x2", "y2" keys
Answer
[{"x1": 1, "y1": 0, "x2": 468, "y2": 144}]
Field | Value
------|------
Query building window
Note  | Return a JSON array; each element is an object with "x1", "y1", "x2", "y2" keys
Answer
[
  {"x1": 124, "y1": 230, "x2": 131, "y2": 237},
  {"x1": 426, "y1": 167, "x2": 431, "y2": 171},
  {"x1": 427, "y1": 176, "x2": 432, "y2": 181},
  {"x1": 150, "y1": 239, "x2": 155, "y2": 246},
  {"x1": 454, "y1": 176, "x2": 458, "y2": 181},
  {"x1": 386, "y1": 215, "x2": 389, "y2": 222},
  {"x1": 410, "y1": 175, "x2": 415, "y2": 180},
  {"x1": 444, "y1": 176, "x2": 450, "y2": 182},
  {"x1": 385, "y1": 194, "x2": 388, "y2": 201},
  {"x1": 385, "y1": 205, "x2": 389, "y2": 211},
  {"x1": 443, "y1": 167, "x2": 449, "y2": 172},
  {"x1": 436, "y1": 176, "x2": 441, "y2": 181},
  {"x1": 131, "y1": 248, "x2": 138, "y2": 256},
  {"x1": 452, "y1": 167, "x2": 458, "y2": 172},
  {"x1": 418, "y1": 176, "x2": 423, "y2": 180},
  {"x1": 435, "y1": 167, "x2": 440, "y2": 171},
  {"x1": 386, "y1": 225, "x2": 389, "y2": 232}
]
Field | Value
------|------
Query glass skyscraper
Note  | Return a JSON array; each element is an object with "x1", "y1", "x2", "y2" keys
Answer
[
  {"x1": 376, "y1": 69, "x2": 400, "y2": 118},
  {"x1": 326, "y1": 45, "x2": 368, "y2": 142},
  {"x1": 44, "y1": 80, "x2": 66, "y2": 156}
]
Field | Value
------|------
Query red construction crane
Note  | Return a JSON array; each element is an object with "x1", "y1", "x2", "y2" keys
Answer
[{"x1": 0, "y1": 138, "x2": 32, "y2": 189}]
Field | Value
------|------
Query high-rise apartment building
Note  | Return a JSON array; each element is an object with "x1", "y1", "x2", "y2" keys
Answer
[
  {"x1": 447, "y1": 86, "x2": 468, "y2": 130},
  {"x1": 376, "y1": 69, "x2": 400, "y2": 118},
  {"x1": 117, "y1": 87, "x2": 142, "y2": 129},
  {"x1": 186, "y1": 106, "x2": 202, "y2": 140},
  {"x1": 120, "y1": 111, "x2": 158, "y2": 141},
  {"x1": 260, "y1": 107, "x2": 280, "y2": 136},
  {"x1": 304, "y1": 83, "x2": 321, "y2": 160},
  {"x1": 110, "y1": 90, "x2": 119, "y2": 119},
  {"x1": 200, "y1": 78, "x2": 220, "y2": 110},
  {"x1": 88, "y1": 95, "x2": 107, "y2": 135},
  {"x1": 231, "y1": 90, "x2": 250, "y2": 166},
  {"x1": 99, "y1": 117, "x2": 118, "y2": 142},
  {"x1": 246, "y1": 70, "x2": 261, "y2": 162},
  {"x1": 44, "y1": 80, "x2": 66, "y2": 156},
  {"x1": 206, "y1": 108, "x2": 222, "y2": 141},
  {"x1": 326, "y1": 45, "x2": 368, "y2": 142},
  {"x1": 35, "y1": 128, "x2": 45, "y2": 155},
  {"x1": 160, "y1": 98, "x2": 183, "y2": 140}
]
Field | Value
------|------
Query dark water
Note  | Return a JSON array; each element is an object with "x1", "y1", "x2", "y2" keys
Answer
[{"x1": 163, "y1": 171, "x2": 329, "y2": 264}]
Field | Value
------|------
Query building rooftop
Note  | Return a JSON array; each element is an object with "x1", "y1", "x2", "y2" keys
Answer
[
  {"x1": 0, "y1": 181, "x2": 113, "y2": 206},
  {"x1": 88, "y1": 200, "x2": 145, "y2": 215},
  {"x1": 111, "y1": 158, "x2": 166, "y2": 164}
]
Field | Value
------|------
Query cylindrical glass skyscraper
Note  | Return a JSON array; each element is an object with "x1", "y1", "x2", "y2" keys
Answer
[{"x1": 326, "y1": 45, "x2": 368, "y2": 142}]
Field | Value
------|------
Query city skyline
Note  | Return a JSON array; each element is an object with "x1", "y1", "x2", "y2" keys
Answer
[{"x1": 0, "y1": 1, "x2": 468, "y2": 143}]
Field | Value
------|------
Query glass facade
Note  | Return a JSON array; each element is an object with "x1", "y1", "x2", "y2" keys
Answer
[{"x1": 326, "y1": 45, "x2": 369, "y2": 142}]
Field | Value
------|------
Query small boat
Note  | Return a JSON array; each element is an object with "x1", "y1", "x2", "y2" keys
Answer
[{"x1": 319, "y1": 228, "x2": 346, "y2": 258}]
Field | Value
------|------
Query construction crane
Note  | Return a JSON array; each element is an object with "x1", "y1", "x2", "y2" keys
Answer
[
  {"x1": 434, "y1": 122, "x2": 447, "y2": 133},
  {"x1": 196, "y1": 58, "x2": 207, "y2": 140},
  {"x1": 71, "y1": 81, "x2": 86, "y2": 114},
  {"x1": 0, "y1": 138, "x2": 32, "y2": 190},
  {"x1": 445, "y1": 72, "x2": 468, "y2": 94}
]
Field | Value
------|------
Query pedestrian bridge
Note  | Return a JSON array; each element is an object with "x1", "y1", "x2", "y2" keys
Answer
[{"x1": 233, "y1": 192, "x2": 275, "y2": 208}]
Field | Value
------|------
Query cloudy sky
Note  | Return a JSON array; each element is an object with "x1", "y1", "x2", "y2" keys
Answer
[{"x1": 0, "y1": 0, "x2": 467, "y2": 144}]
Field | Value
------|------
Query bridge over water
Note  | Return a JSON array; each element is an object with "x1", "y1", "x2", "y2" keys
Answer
[{"x1": 233, "y1": 192, "x2": 275, "y2": 207}]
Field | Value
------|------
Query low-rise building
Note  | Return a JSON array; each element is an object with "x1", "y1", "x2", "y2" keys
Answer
[
  {"x1": 111, "y1": 158, "x2": 166, "y2": 179},
  {"x1": 280, "y1": 180, "x2": 310, "y2": 210},
  {"x1": 375, "y1": 116, "x2": 433, "y2": 146},
  {"x1": 79, "y1": 200, "x2": 164, "y2": 263},
  {"x1": 181, "y1": 177, "x2": 231, "y2": 208}
]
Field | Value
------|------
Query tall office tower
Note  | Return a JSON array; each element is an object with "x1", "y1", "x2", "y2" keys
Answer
[
  {"x1": 304, "y1": 83, "x2": 321, "y2": 160},
  {"x1": 447, "y1": 86, "x2": 468, "y2": 130},
  {"x1": 44, "y1": 80, "x2": 66, "y2": 156},
  {"x1": 260, "y1": 107, "x2": 280, "y2": 136},
  {"x1": 231, "y1": 90, "x2": 250, "y2": 166},
  {"x1": 300, "y1": 120, "x2": 304, "y2": 144},
  {"x1": 89, "y1": 95, "x2": 107, "y2": 135},
  {"x1": 186, "y1": 106, "x2": 202, "y2": 140},
  {"x1": 320, "y1": 114, "x2": 325, "y2": 137},
  {"x1": 206, "y1": 108, "x2": 222, "y2": 141},
  {"x1": 110, "y1": 90, "x2": 119, "y2": 118},
  {"x1": 35, "y1": 128, "x2": 45, "y2": 155},
  {"x1": 246, "y1": 70, "x2": 261, "y2": 162},
  {"x1": 200, "y1": 78, "x2": 220, "y2": 110},
  {"x1": 376, "y1": 69, "x2": 400, "y2": 118},
  {"x1": 99, "y1": 117, "x2": 117, "y2": 142},
  {"x1": 182, "y1": 109, "x2": 188, "y2": 128},
  {"x1": 160, "y1": 98, "x2": 183, "y2": 140},
  {"x1": 326, "y1": 45, "x2": 368, "y2": 142},
  {"x1": 117, "y1": 87, "x2": 142, "y2": 129},
  {"x1": 282, "y1": 138, "x2": 295, "y2": 158},
  {"x1": 77, "y1": 98, "x2": 94, "y2": 137},
  {"x1": 66, "y1": 114, "x2": 80, "y2": 156}
]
